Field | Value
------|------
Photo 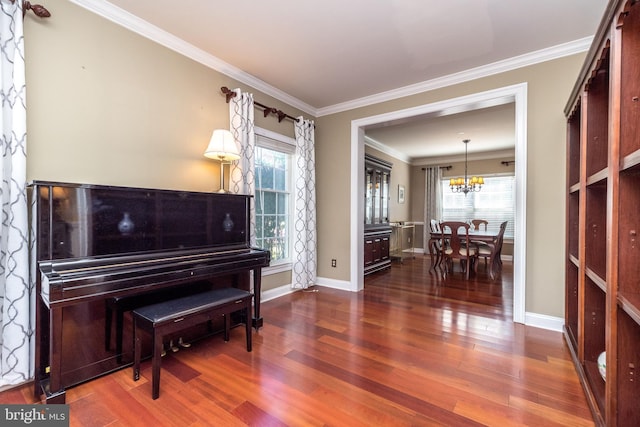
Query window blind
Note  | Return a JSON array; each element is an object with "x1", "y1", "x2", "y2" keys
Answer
[{"x1": 440, "y1": 175, "x2": 515, "y2": 238}]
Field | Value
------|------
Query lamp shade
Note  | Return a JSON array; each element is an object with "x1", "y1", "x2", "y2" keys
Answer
[{"x1": 204, "y1": 129, "x2": 240, "y2": 161}]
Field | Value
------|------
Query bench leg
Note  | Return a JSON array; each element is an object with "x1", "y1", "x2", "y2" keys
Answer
[
  {"x1": 133, "y1": 318, "x2": 141, "y2": 381},
  {"x1": 152, "y1": 331, "x2": 163, "y2": 399},
  {"x1": 224, "y1": 314, "x2": 230, "y2": 342},
  {"x1": 245, "y1": 305, "x2": 252, "y2": 352}
]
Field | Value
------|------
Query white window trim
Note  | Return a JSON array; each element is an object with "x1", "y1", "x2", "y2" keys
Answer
[
  {"x1": 255, "y1": 127, "x2": 296, "y2": 274},
  {"x1": 262, "y1": 261, "x2": 293, "y2": 276}
]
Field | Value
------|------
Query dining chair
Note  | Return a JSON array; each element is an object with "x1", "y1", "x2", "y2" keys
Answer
[
  {"x1": 470, "y1": 219, "x2": 490, "y2": 265},
  {"x1": 428, "y1": 219, "x2": 443, "y2": 269},
  {"x1": 471, "y1": 219, "x2": 488, "y2": 231},
  {"x1": 439, "y1": 221, "x2": 477, "y2": 279},
  {"x1": 477, "y1": 221, "x2": 507, "y2": 279}
]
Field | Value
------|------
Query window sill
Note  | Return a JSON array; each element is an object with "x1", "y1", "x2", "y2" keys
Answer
[{"x1": 262, "y1": 261, "x2": 292, "y2": 276}]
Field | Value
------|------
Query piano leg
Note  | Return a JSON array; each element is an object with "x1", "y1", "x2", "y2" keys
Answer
[
  {"x1": 44, "y1": 306, "x2": 66, "y2": 404},
  {"x1": 252, "y1": 267, "x2": 263, "y2": 329}
]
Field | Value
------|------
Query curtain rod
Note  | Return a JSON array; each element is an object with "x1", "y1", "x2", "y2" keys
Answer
[
  {"x1": 423, "y1": 159, "x2": 516, "y2": 171},
  {"x1": 422, "y1": 166, "x2": 452, "y2": 171},
  {"x1": 221, "y1": 86, "x2": 301, "y2": 124},
  {"x1": 9, "y1": 0, "x2": 50, "y2": 18}
]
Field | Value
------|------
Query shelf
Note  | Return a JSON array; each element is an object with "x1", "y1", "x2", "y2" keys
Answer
[
  {"x1": 586, "y1": 168, "x2": 608, "y2": 186},
  {"x1": 586, "y1": 267, "x2": 607, "y2": 293},
  {"x1": 621, "y1": 149, "x2": 640, "y2": 171},
  {"x1": 568, "y1": 254, "x2": 579, "y2": 267},
  {"x1": 618, "y1": 293, "x2": 640, "y2": 327},
  {"x1": 616, "y1": 309, "x2": 640, "y2": 426}
]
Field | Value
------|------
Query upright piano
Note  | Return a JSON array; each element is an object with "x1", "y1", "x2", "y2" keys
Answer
[{"x1": 30, "y1": 181, "x2": 270, "y2": 403}]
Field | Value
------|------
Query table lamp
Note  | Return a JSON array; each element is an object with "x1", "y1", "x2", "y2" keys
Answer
[{"x1": 204, "y1": 129, "x2": 240, "y2": 193}]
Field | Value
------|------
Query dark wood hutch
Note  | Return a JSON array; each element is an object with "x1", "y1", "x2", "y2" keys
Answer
[
  {"x1": 364, "y1": 154, "x2": 392, "y2": 275},
  {"x1": 564, "y1": 1, "x2": 640, "y2": 425}
]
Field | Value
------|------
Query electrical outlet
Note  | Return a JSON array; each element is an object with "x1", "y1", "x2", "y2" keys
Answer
[{"x1": 331, "y1": 259, "x2": 337, "y2": 267}]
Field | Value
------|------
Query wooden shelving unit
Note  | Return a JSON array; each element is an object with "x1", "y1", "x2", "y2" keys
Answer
[{"x1": 564, "y1": 1, "x2": 640, "y2": 425}]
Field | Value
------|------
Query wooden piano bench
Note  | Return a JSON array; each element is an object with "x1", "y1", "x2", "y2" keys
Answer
[
  {"x1": 105, "y1": 281, "x2": 211, "y2": 361},
  {"x1": 132, "y1": 287, "x2": 253, "y2": 399}
]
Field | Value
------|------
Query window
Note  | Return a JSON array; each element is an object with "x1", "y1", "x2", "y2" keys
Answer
[
  {"x1": 441, "y1": 175, "x2": 515, "y2": 238},
  {"x1": 254, "y1": 129, "x2": 295, "y2": 266}
]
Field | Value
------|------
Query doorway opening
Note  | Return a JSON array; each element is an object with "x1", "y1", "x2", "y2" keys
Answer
[{"x1": 350, "y1": 83, "x2": 527, "y2": 323}]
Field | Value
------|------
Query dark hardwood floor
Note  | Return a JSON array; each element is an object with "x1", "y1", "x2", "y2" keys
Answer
[{"x1": 1, "y1": 256, "x2": 594, "y2": 426}]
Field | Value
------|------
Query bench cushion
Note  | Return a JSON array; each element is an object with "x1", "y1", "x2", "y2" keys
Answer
[{"x1": 133, "y1": 288, "x2": 252, "y2": 325}]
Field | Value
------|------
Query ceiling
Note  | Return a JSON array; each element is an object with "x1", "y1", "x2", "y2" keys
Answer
[{"x1": 95, "y1": 0, "x2": 608, "y2": 161}]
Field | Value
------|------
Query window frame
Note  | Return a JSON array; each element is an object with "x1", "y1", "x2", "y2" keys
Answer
[{"x1": 254, "y1": 127, "x2": 296, "y2": 275}]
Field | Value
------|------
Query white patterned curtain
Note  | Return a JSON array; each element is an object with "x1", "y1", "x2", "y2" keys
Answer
[
  {"x1": 292, "y1": 118, "x2": 316, "y2": 289},
  {"x1": 423, "y1": 167, "x2": 442, "y2": 252},
  {"x1": 228, "y1": 88, "x2": 256, "y2": 245},
  {"x1": 0, "y1": 0, "x2": 33, "y2": 386}
]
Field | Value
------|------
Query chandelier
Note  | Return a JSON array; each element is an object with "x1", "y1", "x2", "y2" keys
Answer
[{"x1": 450, "y1": 139, "x2": 483, "y2": 195}]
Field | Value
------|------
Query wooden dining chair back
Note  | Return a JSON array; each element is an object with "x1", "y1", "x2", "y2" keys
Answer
[
  {"x1": 428, "y1": 219, "x2": 443, "y2": 268},
  {"x1": 477, "y1": 221, "x2": 508, "y2": 279},
  {"x1": 471, "y1": 219, "x2": 489, "y2": 231},
  {"x1": 440, "y1": 221, "x2": 477, "y2": 279}
]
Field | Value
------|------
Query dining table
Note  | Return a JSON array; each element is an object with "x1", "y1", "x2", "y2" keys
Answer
[{"x1": 428, "y1": 228, "x2": 499, "y2": 273}]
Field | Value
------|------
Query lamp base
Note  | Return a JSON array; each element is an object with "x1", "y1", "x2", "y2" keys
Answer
[{"x1": 217, "y1": 188, "x2": 228, "y2": 194}]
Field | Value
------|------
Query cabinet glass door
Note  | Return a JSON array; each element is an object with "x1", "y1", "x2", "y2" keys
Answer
[
  {"x1": 381, "y1": 171, "x2": 389, "y2": 223},
  {"x1": 373, "y1": 170, "x2": 381, "y2": 224},
  {"x1": 365, "y1": 169, "x2": 373, "y2": 225}
]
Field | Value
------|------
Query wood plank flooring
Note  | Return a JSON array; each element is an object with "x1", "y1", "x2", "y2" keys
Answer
[{"x1": 0, "y1": 256, "x2": 594, "y2": 426}]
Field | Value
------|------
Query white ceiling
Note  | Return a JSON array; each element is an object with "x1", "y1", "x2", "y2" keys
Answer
[
  {"x1": 87, "y1": 0, "x2": 608, "y2": 161},
  {"x1": 366, "y1": 102, "x2": 516, "y2": 164}
]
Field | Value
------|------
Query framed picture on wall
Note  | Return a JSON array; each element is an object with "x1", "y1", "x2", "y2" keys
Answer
[{"x1": 398, "y1": 185, "x2": 405, "y2": 204}]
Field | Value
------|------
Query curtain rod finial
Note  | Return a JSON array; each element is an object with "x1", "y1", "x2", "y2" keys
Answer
[
  {"x1": 220, "y1": 86, "x2": 236, "y2": 103},
  {"x1": 23, "y1": 1, "x2": 51, "y2": 18}
]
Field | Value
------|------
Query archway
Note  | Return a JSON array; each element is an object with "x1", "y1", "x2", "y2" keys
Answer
[{"x1": 349, "y1": 83, "x2": 527, "y2": 323}]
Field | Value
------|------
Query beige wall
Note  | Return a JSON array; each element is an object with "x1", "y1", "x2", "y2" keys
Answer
[
  {"x1": 316, "y1": 55, "x2": 583, "y2": 318},
  {"x1": 24, "y1": 1, "x2": 300, "y2": 291},
  {"x1": 25, "y1": 1, "x2": 583, "y2": 317}
]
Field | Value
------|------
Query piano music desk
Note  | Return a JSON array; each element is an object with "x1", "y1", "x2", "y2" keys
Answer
[{"x1": 132, "y1": 287, "x2": 253, "y2": 399}]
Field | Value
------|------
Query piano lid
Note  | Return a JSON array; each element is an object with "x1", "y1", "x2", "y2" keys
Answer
[{"x1": 30, "y1": 181, "x2": 252, "y2": 261}]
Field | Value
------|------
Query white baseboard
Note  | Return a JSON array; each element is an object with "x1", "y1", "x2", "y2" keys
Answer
[
  {"x1": 261, "y1": 283, "x2": 296, "y2": 303},
  {"x1": 524, "y1": 312, "x2": 564, "y2": 332},
  {"x1": 261, "y1": 276, "x2": 353, "y2": 303},
  {"x1": 315, "y1": 276, "x2": 352, "y2": 291}
]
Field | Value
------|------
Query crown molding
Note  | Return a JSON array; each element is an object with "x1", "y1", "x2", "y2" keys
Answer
[
  {"x1": 316, "y1": 37, "x2": 593, "y2": 117},
  {"x1": 364, "y1": 136, "x2": 412, "y2": 164},
  {"x1": 72, "y1": 1, "x2": 592, "y2": 119},
  {"x1": 413, "y1": 148, "x2": 516, "y2": 167}
]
